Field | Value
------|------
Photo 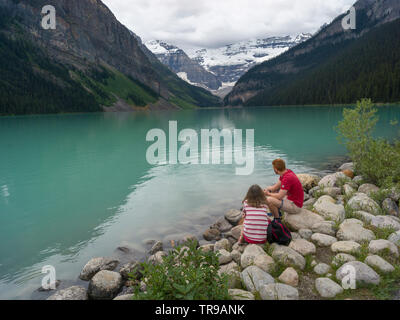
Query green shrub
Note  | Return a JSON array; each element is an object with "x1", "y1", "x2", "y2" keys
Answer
[
  {"x1": 336, "y1": 99, "x2": 400, "y2": 188},
  {"x1": 130, "y1": 240, "x2": 230, "y2": 300}
]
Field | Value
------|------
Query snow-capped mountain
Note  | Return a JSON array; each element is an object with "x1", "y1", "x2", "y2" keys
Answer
[{"x1": 145, "y1": 33, "x2": 312, "y2": 97}]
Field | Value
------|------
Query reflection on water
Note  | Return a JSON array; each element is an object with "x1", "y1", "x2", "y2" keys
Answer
[{"x1": 0, "y1": 106, "x2": 399, "y2": 299}]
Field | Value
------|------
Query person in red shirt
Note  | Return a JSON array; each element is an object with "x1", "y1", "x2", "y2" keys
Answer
[{"x1": 264, "y1": 159, "x2": 304, "y2": 220}]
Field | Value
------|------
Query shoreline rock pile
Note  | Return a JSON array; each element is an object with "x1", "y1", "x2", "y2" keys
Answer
[{"x1": 46, "y1": 162, "x2": 400, "y2": 300}]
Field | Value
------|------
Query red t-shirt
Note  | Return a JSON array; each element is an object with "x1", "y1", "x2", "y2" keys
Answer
[{"x1": 279, "y1": 169, "x2": 304, "y2": 208}]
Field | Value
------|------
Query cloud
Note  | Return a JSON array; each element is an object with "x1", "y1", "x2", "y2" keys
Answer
[{"x1": 102, "y1": 0, "x2": 356, "y2": 49}]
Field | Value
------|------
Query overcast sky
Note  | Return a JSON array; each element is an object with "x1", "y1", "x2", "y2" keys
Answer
[{"x1": 102, "y1": 0, "x2": 356, "y2": 49}]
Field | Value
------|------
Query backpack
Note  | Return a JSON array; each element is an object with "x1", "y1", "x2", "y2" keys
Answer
[{"x1": 267, "y1": 220, "x2": 292, "y2": 246}]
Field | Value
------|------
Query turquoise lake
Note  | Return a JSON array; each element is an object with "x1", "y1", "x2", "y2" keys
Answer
[{"x1": 0, "y1": 106, "x2": 399, "y2": 299}]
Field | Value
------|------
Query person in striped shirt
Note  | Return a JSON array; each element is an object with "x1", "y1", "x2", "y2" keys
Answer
[{"x1": 238, "y1": 184, "x2": 271, "y2": 245}]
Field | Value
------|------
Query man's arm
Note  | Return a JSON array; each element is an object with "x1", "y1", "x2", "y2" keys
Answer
[
  {"x1": 265, "y1": 188, "x2": 287, "y2": 200},
  {"x1": 265, "y1": 180, "x2": 281, "y2": 194}
]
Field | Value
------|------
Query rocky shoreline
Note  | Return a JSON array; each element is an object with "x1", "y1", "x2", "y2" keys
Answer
[{"x1": 44, "y1": 161, "x2": 400, "y2": 300}]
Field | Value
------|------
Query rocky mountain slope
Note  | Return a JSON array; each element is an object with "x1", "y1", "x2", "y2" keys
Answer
[
  {"x1": 224, "y1": 0, "x2": 400, "y2": 106},
  {"x1": 145, "y1": 34, "x2": 311, "y2": 97},
  {"x1": 0, "y1": 0, "x2": 220, "y2": 115}
]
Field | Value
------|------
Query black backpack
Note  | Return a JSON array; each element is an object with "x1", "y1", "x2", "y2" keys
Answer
[{"x1": 267, "y1": 220, "x2": 292, "y2": 246}]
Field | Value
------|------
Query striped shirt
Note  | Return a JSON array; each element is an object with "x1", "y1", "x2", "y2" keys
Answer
[{"x1": 242, "y1": 201, "x2": 270, "y2": 244}]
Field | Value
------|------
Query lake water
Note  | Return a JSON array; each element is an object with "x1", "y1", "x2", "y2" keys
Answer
[{"x1": 0, "y1": 106, "x2": 399, "y2": 299}]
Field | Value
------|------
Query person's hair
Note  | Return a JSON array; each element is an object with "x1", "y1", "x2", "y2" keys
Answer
[
  {"x1": 243, "y1": 184, "x2": 267, "y2": 208},
  {"x1": 272, "y1": 158, "x2": 286, "y2": 172}
]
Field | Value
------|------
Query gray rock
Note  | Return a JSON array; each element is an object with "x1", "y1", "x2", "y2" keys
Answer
[
  {"x1": 219, "y1": 261, "x2": 240, "y2": 274},
  {"x1": 230, "y1": 225, "x2": 243, "y2": 240},
  {"x1": 241, "y1": 266, "x2": 275, "y2": 293},
  {"x1": 284, "y1": 209, "x2": 324, "y2": 231},
  {"x1": 119, "y1": 261, "x2": 142, "y2": 280},
  {"x1": 384, "y1": 187, "x2": 400, "y2": 202},
  {"x1": 365, "y1": 255, "x2": 395, "y2": 274},
  {"x1": 148, "y1": 251, "x2": 167, "y2": 265},
  {"x1": 358, "y1": 184, "x2": 380, "y2": 196},
  {"x1": 212, "y1": 217, "x2": 234, "y2": 233},
  {"x1": 113, "y1": 294, "x2": 134, "y2": 300},
  {"x1": 324, "y1": 187, "x2": 342, "y2": 198},
  {"x1": 259, "y1": 283, "x2": 299, "y2": 300},
  {"x1": 225, "y1": 209, "x2": 243, "y2": 225},
  {"x1": 369, "y1": 239, "x2": 399, "y2": 257},
  {"x1": 203, "y1": 228, "x2": 221, "y2": 241},
  {"x1": 228, "y1": 289, "x2": 255, "y2": 300},
  {"x1": 336, "y1": 261, "x2": 380, "y2": 286},
  {"x1": 339, "y1": 162, "x2": 354, "y2": 172},
  {"x1": 218, "y1": 249, "x2": 233, "y2": 265},
  {"x1": 388, "y1": 231, "x2": 400, "y2": 246},
  {"x1": 347, "y1": 193, "x2": 381, "y2": 215},
  {"x1": 298, "y1": 229, "x2": 313, "y2": 240},
  {"x1": 253, "y1": 254, "x2": 275, "y2": 273},
  {"x1": 319, "y1": 172, "x2": 349, "y2": 188},
  {"x1": 149, "y1": 241, "x2": 163, "y2": 255},
  {"x1": 370, "y1": 215, "x2": 400, "y2": 231},
  {"x1": 315, "y1": 278, "x2": 343, "y2": 298},
  {"x1": 312, "y1": 221, "x2": 337, "y2": 237},
  {"x1": 47, "y1": 286, "x2": 88, "y2": 300},
  {"x1": 331, "y1": 241, "x2": 361, "y2": 254},
  {"x1": 297, "y1": 174, "x2": 320, "y2": 191},
  {"x1": 353, "y1": 176, "x2": 364, "y2": 185},
  {"x1": 332, "y1": 253, "x2": 357, "y2": 267},
  {"x1": 241, "y1": 244, "x2": 268, "y2": 269},
  {"x1": 313, "y1": 195, "x2": 345, "y2": 222},
  {"x1": 289, "y1": 239, "x2": 316, "y2": 256},
  {"x1": 199, "y1": 243, "x2": 214, "y2": 253},
  {"x1": 79, "y1": 257, "x2": 119, "y2": 281},
  {"x1": 314, "y1": 263, "x2": 331, "y2": 275},
  {"x1": 343, "y1": 184, "x2": 356, "y2": 197},
  {"x1": 231, "y1": 250, "x2": 241, "y2": 264},
  {"x1": 382, "y1": 198, "x2": 399, "y2": 216},
  {"x1": 214, "y1": 238, "x2": 232, "y2": 252},
  {"x1": 303, "y1": 198, "x2": 317, "y2": 207},
  {"x1": 278, "y1": 267, "x2": 299, "y2": 287},
  {"x1": 336, "y1": 219, "x2": 376, "y2": 243},
  {"x1": 311, "y1": 233, "x2": 338, "y2": 247},
  {"x1": 88, "y1": 270, "x2": 123, "y2": 300},
  {"x1": 309, "y1": 186, "x2": 321, "y2": 198},
  {"x1": 270, "y1": 244, "x2": 306, "y2": 270}
]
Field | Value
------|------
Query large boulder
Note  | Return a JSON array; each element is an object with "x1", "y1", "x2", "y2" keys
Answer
[
  {"x1": 318, "y1": 172, "x2": 349, "y2": 188},
  {"x1": 47, "y1": 286, "x2": 88, "y2": 300},
  {"x1": 311, "y1": 233, "x2": 338, "y2": 247},
  {"x1": 241, "y1": 266, "x2": 275, "y2": 293},
  {"x1": 225, "y1": 209, "x2": 243, "y2": 225},
  {"x1": 297, "y1": 174, "x2": 320, "y2": 191},
  {"x1": 315, "y1": 278, "x2": 343, "y2": 298},
  {"x1": 368, "y1": 239, "x2": 399, "y2": 257},
  {"x1": 88, "y1": 270, "x2": 123, "y2": 300},
  {"x1": 219, "y1": 261, "x2": 240, "y2": 274},
  {"x1": 259, "y1": 283, "x2": 299, "y2": 300},
  {"x1": 343, "y1": 184, "x2": 356, "y2": 197},
  {"x1": 79, "y1": 257, "x2": 119, "y2": 281},
  {"x1": 214, "y1": 239, "x2": 232, "y2": 252},
  {"x1": 336, "y1": 261, "x2": 380, "y2": 286},
  {"x1": 289, "y1": 239, "x2": 316, "y2": 256},
  {"x1": 358, "y1": 183, "x2": 379, "y2": 196},
  {"x1": 313, "y1": 195, "x2": 345, "y2": 222},
  {"x1": 336, "y1": 219, "x2": 376, "y2": 243},
  {"x1": 347, "y1": 193, "x2": 380, "y2": 215},
  {"x1": 217, "y1": 249, "x2": 233, "y2": 265},
  {"x1": 284, "y1": 209, "x2": 324, "y2": 231},
  {"x1": 270, "y1": 244, "x2": 306, "y2": 270}
]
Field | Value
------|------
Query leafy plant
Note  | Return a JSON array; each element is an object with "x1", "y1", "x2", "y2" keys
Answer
[{"x1": 130, "y1": 240, "x2": 230, "y2": 300}]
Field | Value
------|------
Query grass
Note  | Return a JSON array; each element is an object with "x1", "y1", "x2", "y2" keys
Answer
[
  {"x1": 364, "y1": 224, "x2": 397, "y2": 240},
  {"x1": 353, "y1": 241, "x2": 370, "y2": 262}
]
